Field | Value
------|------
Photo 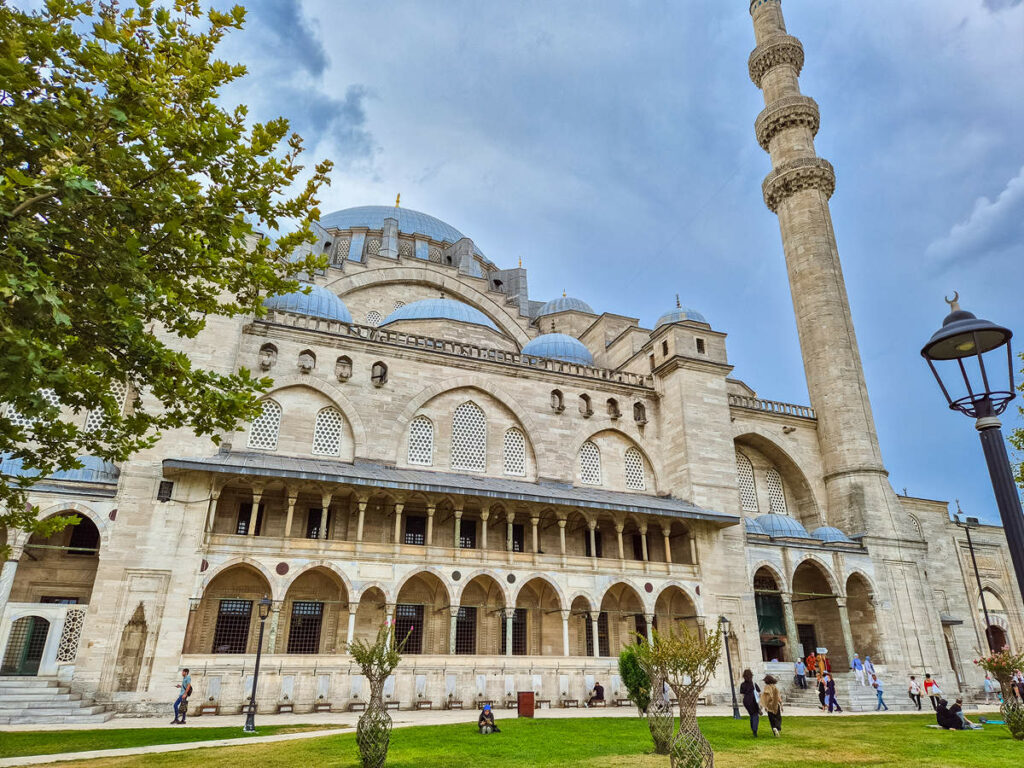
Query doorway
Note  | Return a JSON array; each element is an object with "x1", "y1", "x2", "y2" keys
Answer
[
  {"x1": 797, "y1": 623, "x2": 817, "y2": 659},
  {"x1": 1, "y1": 616, "x2": 51, "y2": 676}
]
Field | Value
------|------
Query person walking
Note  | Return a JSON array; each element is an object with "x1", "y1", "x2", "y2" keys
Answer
[
  {"x1": 983, "y1": 674, "x2": 996, "y2": 705},
  {"x1": 739, "y1": 669, "x2": 761, "y2": 737},
  {"x1": 171, "y1": 668, "x2": 191, "y2": 725},
  {"x1": 794, "y1": 658, "x2": 807, "y2": 690},
  {"x1": 871, "y1": 674, "x2": 888, "y2": 711},
  {"x1": 806, "y1": 651, "x2": 817, "y2": 677},
  {"x1": 825, "y1": 672, "x2": 842, "y2": 713},
  {"x1": 816, "y1": 673, "x2": 827, "y2": 711},
  {"x1": 907, "y1": 676, "x2": 922, "y2": 711},
  {"x1": 923, "y1": 674, "x2": 942, "y2": 710},
  {"x1": 864, "y1": 655, "x2": 876, "y2": 681},
  {"x1": 760, "y1": 675, "x2": 783, "y2": 737},
  {"x1": 852, "y1": 653, "x2": 865, "y2": 686}
]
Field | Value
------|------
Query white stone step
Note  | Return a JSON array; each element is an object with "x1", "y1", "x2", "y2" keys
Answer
[
  {"x1": 0, "y1": 711, "x2": 115, "y2": 725},
  {"x1": 0, "y1": 678, "x2": 60, "y2": 689},
  {"x1": 1, "y1": 691, "x2": 82, "y2": 702},
  {"x1": 0, "y1": 703, "x2": 108, "y2": 716}
]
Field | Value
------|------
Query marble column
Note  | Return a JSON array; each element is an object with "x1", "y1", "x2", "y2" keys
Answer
[
  {"x1": 781, "y1": 591, "x2": 800, "y2": 661},
  {"x1": 385, "y1": 603, "x2": 395, "y2": 628},
  {"x1": 661, "y1": 523, "x2": 672, "y2": 564},
  {"x1": 480, "y1": 507, "x2": 489, "y2": 550},
  {"x1": 644, "y1": 613, "x2": 655, "y2": 642},
  {"x1": 530, "y1": 515, "x2": 539, "y2": 554},
  {"x1": 590, "y1": 611, "x2": 601, "y2": 658},
  {"x1": 356, "y1": 498, "x2": 368, "y2": 542},
  {"x1": 639, "y1": 525, "x2": 649, "y2": 561},
  {"x1": 247, "y1": 486, "x2": 263, "y2": 536},
  {"x1": 426, "y1": 504, "x2": 435, "y2": 546},
  {"x1": 319, "y1": 492, "x2": 333, "y2": 540},
  {"x1": 560, "y1": 609, "x2": 571, "y2": 656},
  {"x1": 284, "y1": 489, "x2": 297, "y2": 538},
  {"x1": 346, "y1": 602, "x2": 358, "y2": 647},
  {"x1": 506, "y1": 512, "x2": 515, "y2": 551},
  {"x1": 836, "y1": 597, "x2": 856, "y2": 663},
  {"x1": 266, "y1": 604, "x2": 281, "y2": 653},
  {"x1": 449, "y1": 606, "x2": 460, "y2": 654},
  {"x1": 557, "y1": 518, "x2": 567, "y2": 555},
  {"x1": 588, "y1": 521, "x2": 597, "y2": 559},
  {"x1": 615, "y1": 523, "x2": 625, "y2": 560},
  {"x1": 0, "y1": 552, "x2": 22, "y2": 615},
  {"x1": 392, "y1": 502, "x2": 404, "y2": 545},
  {"x1": 454, "y1": 508, "x2": 463, "y2": 550},
  {"x1": 504, "y1": 607, "x2": 515, "y2": 656}
]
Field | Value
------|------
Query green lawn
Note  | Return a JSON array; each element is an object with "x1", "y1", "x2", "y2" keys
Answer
[
  {"x1": 0, "y1": 724, "x2": 339, "y2": 759},
  {"x1": 20, "y1": 713, "x2": 1020, "y2": 768}
]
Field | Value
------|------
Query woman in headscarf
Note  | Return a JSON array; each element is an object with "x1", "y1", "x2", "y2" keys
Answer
[
  {"x1": 816, "y1": 672, "x2": 827, "y2": 711},
  {"x1": 738, "y1": 668, "x2": 761, "y2": 737},
  {"x1": 760, "y1": 675, "x2": 783, "y2": 736},
  {"x1": 478, "y1": 703, "x2": 500, "y2": 734}
]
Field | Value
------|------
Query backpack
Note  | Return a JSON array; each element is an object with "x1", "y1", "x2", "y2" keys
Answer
[{"x1": 184, "y1": 684, "x2": 193, "y2": 699}]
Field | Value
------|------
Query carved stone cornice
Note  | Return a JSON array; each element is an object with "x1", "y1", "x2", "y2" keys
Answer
[
  {"x1": 748, "y1": 34, "x2": 804, "y2": 87},
  {"x1": 755, "y1": 95, "x2": 820, "y2": 151},
  {"x1": 761, "y1": 156, "x2": 836, "y2": 213}
]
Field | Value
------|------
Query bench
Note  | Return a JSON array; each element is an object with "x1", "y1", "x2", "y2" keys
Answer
[
  {"x1": 588, "y1": 700, "x2": 607, "y2": 708},
  {"x1": 447, "y1": 699, "x2": 463, "y2": 710},
  {"x1": 348, "y1": 701, "x2": 367, "y2": 712},
  {"x1": 385, "y1": 701, "x2": 400, "y2": 711},
  {"x1": 475, "y1": 698, "x2": 493, "y2": 709},
  {"x1": 614, "y1": 698, "x2": 631, "y2": 707},
  {"x1": 198, "y1": 704, "x2": 219, "y2": 716},
  {"x1": 314, "y1": 702, "x2": 332, "y2": 713},
  {"x1": 415, "y1": 700, "x2": 432, "y2": 710},
  {"x1": 697, "y1": 696, "x2": 707, "y2": 706},
  {"x1": 535, "y1": 699, "x2": 551, "y2": 709},
  {"x1": 505, "y1": 699, "x2": 518, "y2": 709},
  {"x1": 276, "y1": 703, "x2": 294, "y2": 713},
  {"x1": 561, "y1": 699, "x2": 579, "y2": 708},
  {"x1": 240, "y1": 703, "x2": 256, "y2": 715}
]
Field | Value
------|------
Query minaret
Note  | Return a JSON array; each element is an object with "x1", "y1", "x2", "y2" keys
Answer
[{"x1": 748, "y1": 0, "x2": 899, "y2": 536}]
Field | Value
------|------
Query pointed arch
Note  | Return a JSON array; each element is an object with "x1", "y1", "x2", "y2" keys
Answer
[
  {"x1": 246, "y1": 398, "x2": 281, "y2": 450},
  {"x1": 735, "y1": 451, "x2": 759, "y2": 513},
  {"x1": 451, "y1": 401, "x2": 487, "y2": 472},
  {"x1": 407, "y1": 415, "x2": 434, "y2": 466},
  {"x1": 262, "y1": 375, "x2": 366, "y2": 452}
]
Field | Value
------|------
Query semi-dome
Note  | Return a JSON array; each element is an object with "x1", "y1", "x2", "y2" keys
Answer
[
  {"x1": 521, "y1": 333, "x2": 594, "y2": 365},
  {"x1": 744, "y1": 517, "x2": 768, "y2": 535},
  {"x1": 538, "y1": 295, "x2": 595, "y2": 316},
  {"x1": 263, "y1": 284, "x2": 352, "y2": 323},
  {"x1": 381, "y1": 298, "x2": 499, "y2": 331},
  {"x1": 655, "y1": 306, "x2": 708, "y2": 328},
  {"x1": 1, "y1": 454, "x2": 120, "y2": 484},
  {"x1": 755, "y1": 513, "x2": 812, "y2": 539},
  {"x1": 811, "y1": 526, "x2": 854, "y2": 544}
]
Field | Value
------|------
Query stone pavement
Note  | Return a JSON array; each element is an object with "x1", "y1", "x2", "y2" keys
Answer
[{"x1": 0, "y1": 704, "x2": 938, "y2": 767}]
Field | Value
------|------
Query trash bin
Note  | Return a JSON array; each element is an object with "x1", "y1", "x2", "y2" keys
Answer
[{"x1": 517, "y1": 690, "x2": 535, "y2": 718}]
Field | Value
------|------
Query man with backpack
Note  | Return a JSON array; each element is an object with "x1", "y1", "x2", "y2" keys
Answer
[{"x1": 172, "y1": 668, "x2": 192, "y2": 724}]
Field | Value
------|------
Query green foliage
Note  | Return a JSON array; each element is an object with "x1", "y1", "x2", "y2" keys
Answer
[
  {"x1": 348, "y1": 624, "x2": 410, "y2": 682},
  {"x1": 617, "y1": 645, "x2": 651, "y2": 716},
  {"x1": 0, "y1": 0, "x2": 331, "y2": 546},
  {"x1": 634, "y1": 624, "x2": 723, "y2": 696},
  {"x1": 1012, "y1": 350, "x2": 1024, "y2": 489}
]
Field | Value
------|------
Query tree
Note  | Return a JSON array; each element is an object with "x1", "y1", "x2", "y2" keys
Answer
[
  {"x1": 349, "y1": 624, "x2": 410, "y2": 768},
  {"x1": 1011, "y1": 351, "x2": 1024, "y2": 489},
  {"x1": 619, "y1": 645, "x2": 651, "y2": 716},
  {"x1": 0, "y1": 0, "x2": 331, "y2": 548}
]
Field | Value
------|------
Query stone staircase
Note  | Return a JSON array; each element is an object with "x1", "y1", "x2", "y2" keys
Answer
[
  {"x1": 0, "y1": 677, "x2": 114, "y2": 724},
  {"x1": 779, "y1": 671, "x2": 918, "y2": 712}
]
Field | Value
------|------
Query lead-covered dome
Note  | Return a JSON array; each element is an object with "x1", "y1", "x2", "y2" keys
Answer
[
  {"x1": 381, "y1": 298, "x2": 499, "y2": 331},
  {"x1": 744, "y1": 517, "x2": 768, "y2": 535},
  {"x1": 755, "y1": 513, "x2": 812, "y2": 539},
  {"x1": 538, "y1": 296, "x2": 595, "y2": 316},
  {"x1": 521, "y1": 333, "x2": 594, "y2": 365},
  {"x1": 655, "y1": 306, "x2": 708, "y2": 328},
  {"x1": 811, "y1": 526, "x2": 854, "y2": 544},
  {"x1": 263, "y1": 284, "x2": 352, "y2": 323},
  {"x1": 1, "y1": 454, "x2": 120, "y2": 483}
]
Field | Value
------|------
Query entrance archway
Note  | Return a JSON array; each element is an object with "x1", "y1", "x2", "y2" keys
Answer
[
  {"x1": 458, "y1": 574, "x2": 505, "y2": 655},
  {"x1": 184, "y1": 564, "x2": 272, "y2": 654},
  {"x1": 513, "y1": 578, "x2": 561, "y2": 656},
  {"x1": 1, "y1": 616, "x2": 50, "y2": 675},
  {"x1": 846, "y1": 573, "x2": 882, "y2": 662},
  {"x1": 11, "y1": 514, "x2": 100, "y2": 605},
  {"x1": 791, "y1": 560, "x2": 847, "y2": 662},
  {"x1": 753, "y1": 567, "x2": 787, "y2": 661},
  {"x1": 654, "y1": 585, "x2": 699, "y2": 636},
  {"x1": 277, "y1": 568, "x2": 348, "y2": 655},
  {"x1": 394, "y1": 572, "x2": 449, "y2": 654}
]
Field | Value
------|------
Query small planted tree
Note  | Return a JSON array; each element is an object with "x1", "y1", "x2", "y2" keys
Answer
[
  {"x1": 974, "y1": 648, "x2": 1024, "y2": 740},
  {"x1": 619, "y1": 645, "x2": 651, "y2": 715},
  {"x1": 348, "y1": 624, "x2": 410, "y2": 768},
  {"x1": 636, "y1": 625, "x2": 722, "y2": 768},
  {"x1": 624, "y1": 643, "x2": 671, "y2": 755}
]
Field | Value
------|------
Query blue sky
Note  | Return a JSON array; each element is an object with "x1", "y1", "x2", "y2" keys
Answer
[{"x1": 218, "y1": 0, "x2": 1024, "y2": 525}]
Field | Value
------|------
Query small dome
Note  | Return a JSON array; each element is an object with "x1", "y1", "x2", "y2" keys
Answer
[
  {"x1": 755, "y1": 513, "x2": 812, "y2": 539},
  {"x1": 538, "y1": 296, "x2": 595, "y2": 316},
  {"x1": 381, "y1": 298, "x2": 499, "y2": 331},
  {"x1": 521, "y1": 333, "x2": 594, "y2": 365},
  {"x1": 655, "y1": 306, "x2": 708, "y2": 328},
  {"x1": 1, "y1": 454, "x2": 120, "y2": 484},
  {"x1": 263, "y1": 284, "x2": 352, "y2": 323},
  {"x1": 811, "y1": 526, "x2": 854, "y2": 544},
  {"x1": 744, "y1": 517, "x2": 768, "y2": 535}
]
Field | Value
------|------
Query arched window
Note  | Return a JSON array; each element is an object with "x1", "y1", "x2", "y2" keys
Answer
[
  {"x1": 247, "y1": 399, "x2": 281, "y2": 450},
  {"x1": 550, "y1": 389, "x2": 564, "y2": 413},
  {"x1": 407, "y1": 416, "x2": 434, "y2": 466},
  {"x1": 335, "y1": 355, "x2": 352, "y2": 381},
  {"x1": 451, "y1": 402, "x2": 486, "y2": 472},
  {"x1": 366, "y1": 310, "x2": 382, "y2": 327},
  {"x1": 624, "y1": 447, "x2": 645, "y2": 490},
  {"x1": 503, "y1": 428, "x2": 526, "y2": 476},
  {"x1": 394, "y1": 300, "x2": 405, "y2": 311},
  {"x1": 606, "y1": 398, "x2": 621, "y2": 419},
  {"x1": 579, "y1": 441, "x2": 602, "y2": 485},
  {"x1": 83, "y1": 381, "x2": 128, "y2": 433},
  {"x1": 633, "y1": 402, "x2": 647, "y2": 425},
  {"x1": 312, "y1": 407, "x2": 344, "y2": 456},
  {"x1": 371, "y1": 361, "x2": 388, "y2": 387},
  {"x1": 766, "y1": 468, "x2": 787, "y2": 515},
  {"x1": 579, "y1": 394, "x2": 593, "y2": 417},
  {"x1": 736, "y1": 451, "x2": 758, "y2": 513}
]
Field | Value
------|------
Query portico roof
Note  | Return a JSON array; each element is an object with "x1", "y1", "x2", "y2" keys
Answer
[{"x1": 163, "y1": 452, "x2": 739, "y2": 527}]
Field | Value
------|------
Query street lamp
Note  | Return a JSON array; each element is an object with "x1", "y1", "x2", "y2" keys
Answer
[
  {"x1": 718, "y1": 615, "x2": 741, "y2": 719},
  {"x1": 921, "y1": 294, "x2": 1024, "y2": 605},
  {"x1": 243, "y1": 595, "x2": 273, "y2": 733},
  {"x1": 953, "y1": 510, "x2": 997, "y2": 652}
]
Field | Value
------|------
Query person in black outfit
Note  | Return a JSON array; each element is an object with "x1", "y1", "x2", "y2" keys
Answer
[
  {"x1": 478, "y1": 704, "x2": 500, "y2": 734},
  {"x1": 738, "y1": 668, "x2": 761, "y2": 737},
  {"x1": 935, "y1": 699, "x2": 963, "y2": 730},
  {"x1": 825, "y1": 673, "x2": 842, "y2": 713},
  {"x1": 586, "y1": 681, "x2": 605, "y2": 707},
  {"x1": 816, "y1": 673, "x2": 827, "y2": 711}
]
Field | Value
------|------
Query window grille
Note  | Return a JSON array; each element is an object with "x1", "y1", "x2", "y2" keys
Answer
[
  {"x1": 286, "y1": 601, "x2": 323, "y2": 654},
  {"x1": 634, "y1": 614, "x2": 648, "y2": 644},
  {"x1": 597, "y1": 612, "x2": 610, "y2": 656},
  {"x1": 331, "y1": 237, "x2": 350, "y2": 265},
  {"x1": 502, "y1": 428, "x2": 526, "y2": 476},
  {"x1": 365, "y1": 310, "x2": 382, "y2": 327},
  {"x1": 407, "y1": 416, "x2": 434, "y2": 466},
  {"x1": 500, "y1": 608, "x2": 527, "y2": 656},
  {"x1": 510, "y1": 523, "x2": 524, "y2": 553},
  {"x1": 404, "y1": 516, "x2": 426, "y2": 546},
  {"x1": 766, "y1": 468, "x2": 788, "y2": 515},
  {"x1": 459, "y1": 519, "x2": 477, "y2": 549},
  {"x1": 212, "y1": 599, "x2": 252, "y2": 653},
  {"x1": 365, "y1": 237, "x2": 381, "y2": 257},
  {"x1": 624, "y1": 447, "x2": 646, "y2": 490},
  {"x1": 428, "y1": 246, "x2": 442, "y2": 263},
  {"x1": 305, "y1": 508, "x2": 330, "y2": 539},
  {"x1": 398, "y1": 240, "x2": 414, "y2": 259},
  {"x1": 455, "y1": 606, "x2": 477, "y2": 654},
  {"x1": 84, "y1": 380, "x2": 128, "y2": 432},
  {"x1": 584, "y1": 613, "x2": 594, "y2": 656},
  {"x1": 236, "y1": 503, "x2": 264, "y2": 536},
  {"x1": 394, "y1": 300, "x2": 406, "y2": 310},
  {"x1": 247, "y1": 399, "x2": 281, "y2": 450},
  {"x1": 394, "y1": 604, "x2": 424, "y2": 654},
  {"x1": 6, "y1": 389, "x2": 60, "y2": 428},
  {"x1": 451, "y1": 402, "x2": 486, "y2": 472},
  {"x1": 736, "y1": 452, "x2": 759, "y2": 513},
  {"x1": 579, "y1": 441, "x2": 602, "y2": 485},
  {"x1": 312, "y1": 407, "x2": 344, "y2": 456}
]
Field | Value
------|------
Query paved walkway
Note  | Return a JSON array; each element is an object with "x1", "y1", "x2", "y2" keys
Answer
[{"x1": 0, "y1": 704, "x2": 941, "y2": 767}]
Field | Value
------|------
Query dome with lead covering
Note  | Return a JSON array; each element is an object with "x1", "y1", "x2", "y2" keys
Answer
[
  {"x1": 263, "y1": 284, "x2": 352, "y2": 323},
  {"x1": 1, "y1": 454, "x2": 120, "y2": 484},
  {"x1": 755, "y1": 513, "x2": 812, "y2": 539},
  {"x1": 538, "y1": 296, "x2": 595, "y2": 316},
  {"x1": 655, "y1": 306, "x2": 708, "y2": 328},
  {"x1": 811, "y1": 526, "x2": 854, "y2": 544},
  {"x1": 381, "y1": 298, "x2": 499, "y2": 331},
  {"x1": 744, "y1": 517, "x2": 768, "y2": 535},
  {"x1": 521, "y1": 333, "x2": 594, "y2": 365}
]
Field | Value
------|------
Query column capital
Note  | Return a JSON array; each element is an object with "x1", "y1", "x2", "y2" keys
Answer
[
  {"x1": 506, "y1": 511, "x2": 515, "y2": 524},
  {"x1": 393, "y1": 501, "x2": 404, "y2": 514},
  {"x1": 480, "y1": 508, "x2": 490, "y2": 521},
  {"x1": 557, "y1": 518, "x2": 566, "y2": 529},
  {"x1": 589, "y1": 611, "x2": 601, "y2": 623},
  {"x1": 638, "y1": 523, "x2": 648, "y2": 535},
  {"x1": 614, "y1": 523, "x2": 624, "y2": 534},
  {"x1": 348, "y1": 601, "x2": 360, "y2": 612},
  {"x1": 530, "y1": 514, "x2": 540, "y2": 524},
  {"x1": 587, "y1": 519, "x2": 597, "y2": 530},
  {"x1": 559, "y1": 609, "x2": 572, "y2": 620},
  {"x1": 449, "y1": 605, "x2": 462, "y2": 619},
  {"x1": 426, "y1": 505, "x2": 436, "y2": 517},
  {"x1": 835, "y1": 596, "x2": 847, "y2": 608},
  {"x1": 503, "y1": 607, "x2": 518, "y2": 620},
  {"x1": 454, "y1": 508, "x2": 463, "y2": 519}
]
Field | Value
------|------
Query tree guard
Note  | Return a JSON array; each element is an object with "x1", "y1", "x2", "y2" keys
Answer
[{"x1": 349, "y1": 625, "x2": 409, "y2": 767}]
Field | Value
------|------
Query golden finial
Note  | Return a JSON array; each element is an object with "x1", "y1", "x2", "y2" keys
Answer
[
  {"x1": 395, "y1": 193, "x2": 401, "y2": 208},
  {"x1": 945, "y1": 291, "x2": 960, "y2": 312},
  {"x1": 675, "y1": 293, "x2": 681, "y2": 309},
  {"x1": 563, "y1": 289, "x2": 567, "y2": 297},
  {"x1": 518, "y1": 257, "x2": 522, "y2": 268}
]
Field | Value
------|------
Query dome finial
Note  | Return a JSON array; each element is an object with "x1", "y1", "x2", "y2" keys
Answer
[
  {"x1": 562, "y1": 289, "x2": 567, "y2": 297},
  {"x1": 945, "y1": 290, "x2": 960, "y2": 312},
  {"x1": 518, "y1": 256, "x2": 522, "y2": 268},
  {"x1": 395, "y1": 193, "x2": 401, "y2": 208},
  {"x1": 675, "y1": 293, "x2": 681, "y2": 309}
]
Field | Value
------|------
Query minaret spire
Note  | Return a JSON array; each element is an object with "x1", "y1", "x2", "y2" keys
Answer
[{"x1": 749, "y1": 0, "x2": 898, "y2": 535}]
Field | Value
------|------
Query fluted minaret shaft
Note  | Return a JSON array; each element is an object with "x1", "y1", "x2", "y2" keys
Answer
[{"x1": 749, "y1": 0, "x2": 895, "y2": 535}]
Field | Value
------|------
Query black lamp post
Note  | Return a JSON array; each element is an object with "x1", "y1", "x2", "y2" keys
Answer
[
  {"x1": 243, "y1": 595, "x2": 273, "y2": 733},
  {"x1": 921, "y1": 294, "x2": 1024, "y2": 607},
  {"x1": 719, "y1": 615, "x2": 741, "y2": 719},
  {"x1": 954, "y1": 511, "x2": 997, "y2": 652}
]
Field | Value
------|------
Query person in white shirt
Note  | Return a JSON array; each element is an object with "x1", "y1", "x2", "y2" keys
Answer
[{"x1": 907, "y1": 676, "x2": 922, "y2": 711}]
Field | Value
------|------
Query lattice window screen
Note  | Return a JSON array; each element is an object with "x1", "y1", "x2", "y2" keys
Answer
[
  {"x1": 766, "y1": 468, "x2": 788, "y2": 515},
  {"x1": 247, "y1": 399, "x2": 281, "y2": 450},
  {"x1": 365, "y1": 237, "x2": 381, "y2": 257},
  {"x1": 394, "y1": 300, "x2": 405, "y2": 311},
  {"x1": 6, "y1": 389, "x2": 60, "y2": 428},
  {"x1": 624, "y1": 447, "x2": 646, "y2": 490},
  {"x1": 84, "y1": 380, "x2": 128, "y2": 433},
  {"x1": 503, "y1": 428, "x2": 526, "y2": 476},
  {"x1": 428, "y1": 246, "x2": 443, "y2": 263},
  {"x1": 407, "y1": 416, "x2": 434, "y2": 466},
  {"x1": 736, "y1": 452, "x2": 759, "y2": 513},
  {"x1": 398, "y1": 240, "x2": 414, "y2": 259},
  {"x1": 365, "y1": 311, "x2": 382, "y2": 327},
  {"x1": 55, "y1": 608, "x2": 86, "y2": 663},
  {"x1": 451, "y1": 402, "x2": 486, "y2": 472},
  {"x1": 331, "y1": 237, "x2": 350, "y2": 264},
  {"x1": 579, "y1": 441, "x2": 602, "y2": 485},
  {"x1": 312, "y1": 407, "x2": 343, "y2": 456}
]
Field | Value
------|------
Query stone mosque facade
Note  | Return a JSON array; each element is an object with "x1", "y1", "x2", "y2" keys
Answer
[{"x1": 1, "y1": 0, "x2": 1021, "y2": 718}]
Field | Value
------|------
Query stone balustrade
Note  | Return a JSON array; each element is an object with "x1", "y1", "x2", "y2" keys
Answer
[{"x1": 728, "y1": 393, "x2": 816, "y2": 419}]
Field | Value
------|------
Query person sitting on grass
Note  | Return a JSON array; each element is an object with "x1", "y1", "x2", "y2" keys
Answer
[
  {"x1": 478, "y1": 704, "x2": 500, "y2": 734},
  {"x1": 586, "y1": 681, "x2": 605, "y2": 707},
  {"x1": 950, "y1": 697, "x2": 983, "y2": 729},
  {"x1": 936, "y1": 699, "x2": 965, "y2": 730}
]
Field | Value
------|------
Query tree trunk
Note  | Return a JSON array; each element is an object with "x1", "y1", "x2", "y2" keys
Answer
[
  {"x1": 647, "y1": 674, "x2": 673, "y2": 755},
  {"x1": 357, "y1": 676, "x2": 393, "y2": 767},
  {"x1": 669, "y1": 687, "x2": 714, "y2": 768}
]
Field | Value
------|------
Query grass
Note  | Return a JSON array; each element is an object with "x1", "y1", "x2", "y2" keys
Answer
[
  {"x1": 0, "y1": 723, "x2": 340, "y2": 759},
  {"x1": 21, "y1": 713, "x2": 1021, "y2": 768}
]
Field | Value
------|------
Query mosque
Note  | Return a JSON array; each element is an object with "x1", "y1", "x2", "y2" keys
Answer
[{"x1": 0, "y1": 0, "x2": 1021, "y2": 720}]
